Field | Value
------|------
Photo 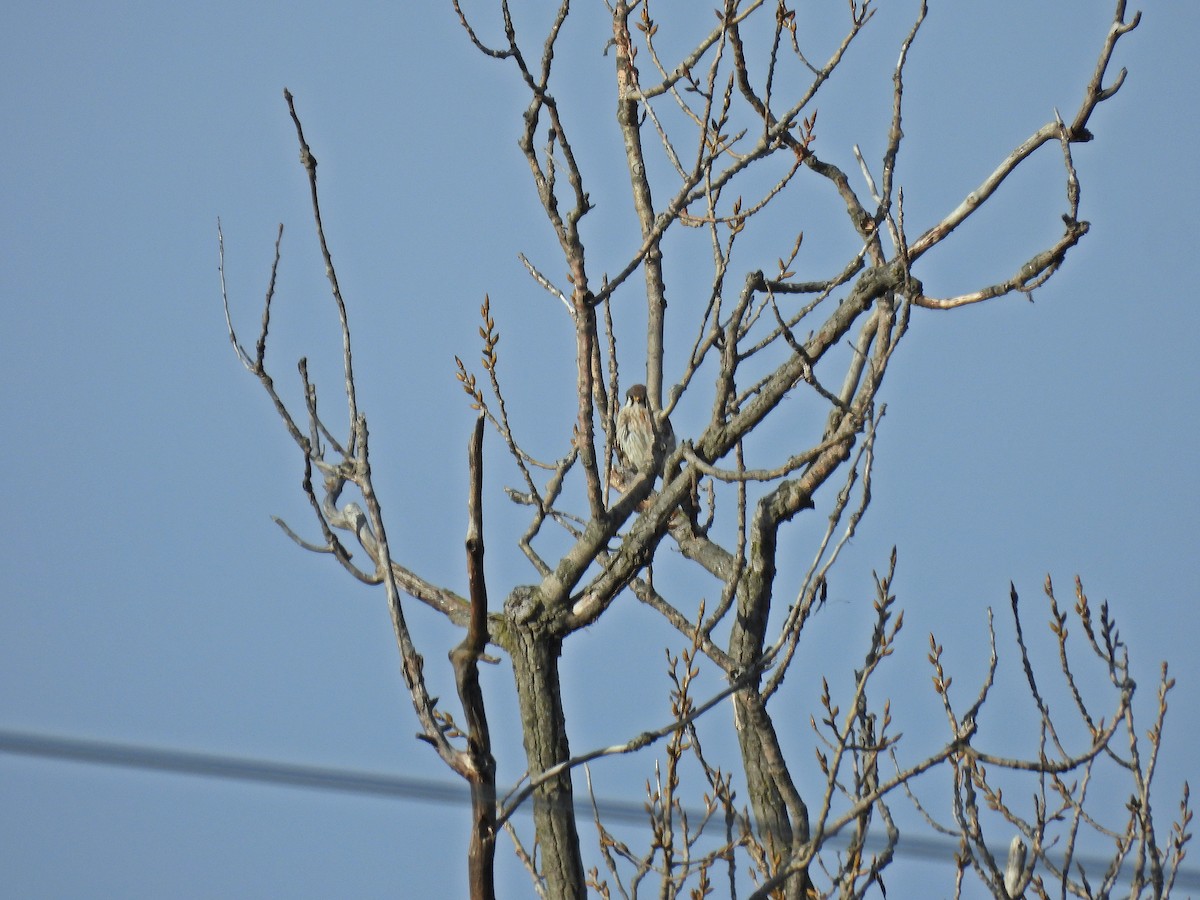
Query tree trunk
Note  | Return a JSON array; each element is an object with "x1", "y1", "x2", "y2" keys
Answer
[
  {"x1": 505, "y1": 591, "x2": 585, "y2": 899},
  {"x1": 735, "y1": 691, "x2": 812, "y2": 900},
  {"x1": 731, "y1": 526, "x2": 813, "y2": 900}
]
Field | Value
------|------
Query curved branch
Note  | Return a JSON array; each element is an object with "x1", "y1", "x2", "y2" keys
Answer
[{"x1": 909, "y1": 1, "x2": 1138, "y2": 262}]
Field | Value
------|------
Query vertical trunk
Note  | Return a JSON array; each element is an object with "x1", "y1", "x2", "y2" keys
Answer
[
  {"x1": 734, "y1": 693, "x2": 795, "y2": 851},
  {"x1": 507, "y1": 603, "x2": 585, "y2": 899},
  {"x1": 734, "y1": 692, "x2": 812, "y2": 900},
  {"x1": 731, "y1": 526, "x2": 813, "y2": 900}
]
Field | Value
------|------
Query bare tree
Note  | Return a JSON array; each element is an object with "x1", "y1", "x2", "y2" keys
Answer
[{"x1": 221, "y1": 2, "x2": 1190, "y2": 897}]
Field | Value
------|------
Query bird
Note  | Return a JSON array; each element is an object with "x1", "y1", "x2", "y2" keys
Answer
[{"x1": 615, "y1": 383, "x2": 676, "y2": 485}]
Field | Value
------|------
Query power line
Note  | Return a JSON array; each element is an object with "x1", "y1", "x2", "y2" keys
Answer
[
  {"x1": 1, "y1": 727, "x2": 465, "y2": 805},
  {"x1": 2, "y1": 728, "x2": 1194, "y2": 889},
  {"x1": 0, "y1": 727, "x2": 647, "y2": 821}
]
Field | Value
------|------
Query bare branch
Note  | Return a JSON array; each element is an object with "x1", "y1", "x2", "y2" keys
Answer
[
  {"x1": 452, "y1": 414, "x2": 498, "y2": 900},
  {"x1": 223, "y1": 4, "x2": 1159, "y2": 896}
]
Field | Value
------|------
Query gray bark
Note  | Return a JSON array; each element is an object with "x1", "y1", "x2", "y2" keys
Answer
[{"x1": 505, "y1": 588, "x2": 585, "y2": 898}]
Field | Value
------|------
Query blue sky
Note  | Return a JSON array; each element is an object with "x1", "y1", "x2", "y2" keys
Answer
[{"x1": 2, "y1": 2, "x2": 1196, "y2": 896}]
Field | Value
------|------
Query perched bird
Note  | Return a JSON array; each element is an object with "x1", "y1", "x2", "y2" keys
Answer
[{"x1": 615, "y1": 383, "x2": 675, "y2": 483}]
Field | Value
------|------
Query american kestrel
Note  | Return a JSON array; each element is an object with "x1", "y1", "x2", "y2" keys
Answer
[{"x1": 615, "y1": 383, "x2": 675, "y2": 483}]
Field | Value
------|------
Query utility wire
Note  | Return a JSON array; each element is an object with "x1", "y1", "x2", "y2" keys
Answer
[{"x1": 2, "y1": 728, "x2": 1195, "y2": 889}]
